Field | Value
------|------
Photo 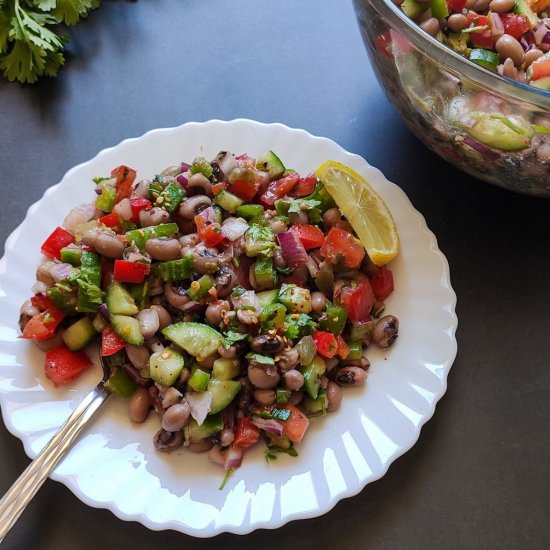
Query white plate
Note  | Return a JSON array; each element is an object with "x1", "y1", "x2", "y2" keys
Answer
[{"x1": 0, "y1": 119, "x2": 457, "y2": 536}]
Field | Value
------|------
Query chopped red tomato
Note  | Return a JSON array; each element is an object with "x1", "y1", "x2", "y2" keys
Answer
[
  {"x1": 530, "y1": 0, "x2": 550, "y2": 12},
  {"x1": 228, "y1": 177, "x2": 262, "y2": 202},
  {"x1": 290, "y1": 176, "x2": 317, "y2": 198},
  {"x1": 338, "y1": 280, "x2": 375, "y2": 323},
  {"x1": 499, "y1": 14, "x2": 531, "y2": 38},
  {"x1": 40, "y1": 226, "x2": 75, "y2": 260},
  {"x1": 44, "y1": 345, "x2": 93, "y2": 386},
  {"x1": 112, "y1": 165, "x2": 137, "y2": 204},
  {"x1": 113, "y1": 259, "x2": 150, "y2": 284},
  {"x1": 370, "y1": 266, "x2": 394, "y2": 302},
  {"x1": 98, "y1": 211, "x2": 121, "y2": 229},
  {"x1": 22, "y1": 307, "x2": 65, "y2": 340},
  {"x1": 336, "y1": 335, "x2": 350, "y2": 359},
  {"x1": 194, "y1": 215, "x2": 226, "y2": 247},
  {"x1": 233, "y1": 417, "x2": 261, "y2": 449},
  {"x1": 448, "y1": 0, "x2": 467, "y2": 12},
  {"x1": 466, "y1": 12, "x2": 488, "y2": 26},
  {"x1": 101, "y1": 326, "x2": 127, "y2": 356},
  {"x1": 278, "y1": 403, "x2": 310, "y2": 443},
  {"x1": 129, "y1": 197, "x2": 152, "y2": 222},
  {"x1": 259, "y1": 172, "x2": 300, "y2": 206},
  {"x1": 289, "y1": 224, "x2": 325, "y2": 250},
  {"x1": 531, "y1": 55, "x2": 550, "y2": 81},
  {"x1": 470, "y1": 30, "x2": 494, "y2": 49},
  {"x1": 312, "y1": 331, "x2": 338, "y2": 358},
  {"x1": 30, "y1": 293, "x2": 55, "y2": 311},
  {"x1": 320, "y1": 227, "x2": 365, "y2": 269}
]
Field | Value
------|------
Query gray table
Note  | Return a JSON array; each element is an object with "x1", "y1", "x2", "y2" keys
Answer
[{"x1": 1, "y1": 1, "x2": 549, "y2": 548}]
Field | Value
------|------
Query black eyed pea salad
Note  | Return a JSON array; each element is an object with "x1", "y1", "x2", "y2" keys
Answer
[{"x1": 19, "y1": 150, "x2": 399, "y2": 479}]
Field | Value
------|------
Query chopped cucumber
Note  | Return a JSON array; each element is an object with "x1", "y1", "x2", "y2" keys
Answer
[
  {"x1": 299, "y1": 355, "x2": 326, "y2": 399},
  {"x1": 300, "y1": 390, "x2": 328, "y2": 416},
  {"x1": 185, "y1": 413, "x2": 223, "y2": 443},
  {"x1": 255, "y1": 150, "x2": 285, "y2": 180},
  {"x1": 212, "y1": 358, "x2": 240, "y2": 380},
  {"x1": 214, "y1": 189, "x2": 244, "y2": 213},
  {"x1": 256, "y1": 289, "x2": 280, "y2": 308},
  {"x1": 162, "y1": 322, "x2": 222, "y2": 359},
  {"x1": 106, "y1": 280, "x2": 138, "y2": 315},
  {"x1": 187, "y1": 368, "x2": 211, "y2": 392},
  {"x1": 154, "y1": 255, "x2": 194, "y2": 281},
  {"x1": 149, "y1": 347, "x2": 185, "y2": 386},
  {"x1": 278, "y1": 283, "x2": 312, "y2": 313},
  {"x1": 207, "y1": 379, "x2": 241, "y2": 414},
  {"x1": 62, "y1": 316, "x2": 97, "y2": 351},
  {"x1": 110, "y1": 314, "x2": 144, "y2": 345}
]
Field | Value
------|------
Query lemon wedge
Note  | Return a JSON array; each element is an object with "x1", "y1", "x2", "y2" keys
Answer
[{"x1": 315, "y1": 160, "x2": 399, "y2": 267}]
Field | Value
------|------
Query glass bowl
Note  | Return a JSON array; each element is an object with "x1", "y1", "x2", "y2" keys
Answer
[{"x1": 353, "y1": 0, "x2": 550, "y2": 197}]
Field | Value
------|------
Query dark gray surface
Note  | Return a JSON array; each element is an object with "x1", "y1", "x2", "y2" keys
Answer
[{"x1": 1, "y1": 1, "x2": 549, "y2": 548}]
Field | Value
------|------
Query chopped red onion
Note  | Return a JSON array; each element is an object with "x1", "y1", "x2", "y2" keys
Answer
[
  {"x1": 186, "y1": 391, "x2": 213, "y2": 426},
  {"x1": 31, "y1": 281, "x2": 48, "y2": 295},
  {"x1": 48, "y1": 262, "x2": 74, "y2": 282},
  {"x1": 221, "y1": 217, "x2": 249, "y2": 241},
  {"x1": 218, "y1": 152, "x2": 238, "y2": 176},
  {"x1": 161, "y1": 386, "x2": 183, "y2": 408},
  {"x1": 230, "y1": 289, "x2": 260, "y2": 311},
  {"x1": 136, "y1": 307, "x2": 160, "y2": 338},
  {"x1": 98, "y1": 303, "x2": 110, "y2": 321},
  {"x1": 305, "y1": 255, "x2": 320, "y2": 278},
  {"x1": 489, "y1": 12, "x2": 504, "y2": 37},
  {"x1": 277, "y1": 231, "x2": 309, "y2": 268},
  {"x1": 176, "y1": 173, "x2": 189, "y2": 189},
  {"x1": 63, "y1": 203, "x2": 96, "y2": 233},
  {"x1": 180, "y1": 162, "x2": 191, "y2": 173},
  {"x1": 251, "y1": 416, "x2": 284, "y2": 437},
  {"x1": 195, "y1": 206, "x2": 216, "y2": 224},
  {"x1": 224, "y1": 446, "x2": 243, "y2": 470}
]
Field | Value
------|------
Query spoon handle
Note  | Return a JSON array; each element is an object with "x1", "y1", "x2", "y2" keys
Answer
[{"x1": 0, "y1": 383, "x2": 110, "y2": 543}]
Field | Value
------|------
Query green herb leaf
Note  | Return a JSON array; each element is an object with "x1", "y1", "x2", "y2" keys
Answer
[
  {"x1": 221, "y1": 330, "x2": 248, "y2": 349},
  {"x1": 288, "y1": 199, "x2": 321, "y2": 213}
]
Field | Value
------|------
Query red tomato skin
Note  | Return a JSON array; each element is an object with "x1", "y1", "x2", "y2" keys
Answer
[
  {"x1": 259, "y1": 172, "x2": 300, "y2": 206},
  {"x1": 370, "y1": 267, "x2": 394, "y2": 302},
  {"x1": 30, "y1": 293, "x2": 55, "y2": 311},
  {"x1": 312, "y1": 331, "x2": 339, "y2": 358},
  {"x1": 290, "y1": 176, "x2": 317, "y2": 198},
  {"x1": 112, "y1": 165, "x2": 137, "y2": 204},
  {"x1": 448, "y1": 0, "x2": 467, "y2": 12},
  {"x1": 320, "y1": 227, "x2": 365, "y2": 269},
  {"x1": 500, "y1": 14, "x2": 530, "y2": 39},
  {"x1": 98, "y1": 211, "x2": 121, "y2": 229},
  {"x1": 40, "y1": 227, "x2": 75, "y2": 260},
  {"x1": 233, "y1": 417, "x2": 261, "y2": 449},
  {"x1": 113, "y1": 260, "x2": 149, "y2": 284},
  {"x1": 279, "y1": 403, "x2": 310, "y2": 443},
  {"x1": 339, "y1": 280, "x2": 375, "y2": 323},
  {"x1": 531, "y1": 56, "x2": 550, "y2": 80},
  {"x1": 289, "y1": 224, "x2": 325, "y2": 250},
  {"x1": 228, "y1": 178, "x2": 261, "y2": 202},
  {"x1": 101, "y1": 326, "x2": 127, "y2": 356},
  {"x1": 22, "y1": 307, "x2": 65, "y2": 340},
  {"x1": 45, "y1": 345, "x2": 93, "y2": 386},
  {"x1": 129, "y1": 197, "x2": 152, "y2": 221}
]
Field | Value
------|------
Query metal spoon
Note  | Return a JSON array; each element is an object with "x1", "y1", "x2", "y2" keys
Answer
[{"x1": 0, "y1": 353, "x2": 112, "y2": 543}]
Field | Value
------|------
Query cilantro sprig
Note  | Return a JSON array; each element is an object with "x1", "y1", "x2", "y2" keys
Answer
[{"x1": 0, "y1": 0, "x2": 101, "y2": 84}]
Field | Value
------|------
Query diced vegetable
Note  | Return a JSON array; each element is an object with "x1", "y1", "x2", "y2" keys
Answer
[
  {"x1": 40, "y1": 227, "x2": 75, "y2": 260},
  {"x1": 162, "y1": 322, "x2": 222, "y2": 359},
  {"x1": 233, "y1": 416, "x2": 261, "y2": 449},
  {"x1": 311, "y1": 331, "x2": 338, "y2": 359},
  {"x1": 101, "y1": 325, "x2": 127, "y2": 356},
  {"x1": 149, "y1": 347, "x2": 185, "y2": 386},
  {"x1": 62, "y1": 317, "x2": 98, "y2": 351},
  {"x1": 44, "y1": 345, "x2": 93, "y2": 386},
  {"x1": 114, "y1": 260, "x2": 150, "y2": 284}
]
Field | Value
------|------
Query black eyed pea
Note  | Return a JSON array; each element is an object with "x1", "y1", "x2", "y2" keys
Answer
[
  {"x1": 326, "y1": 381, "x2": 343, "y2": 412},
  {"x1": 250, "y1": 334, "x2": 285, "y2": 354},
  {"x1": 126, "y1": 344, "x2": 150, "y2": 370},
  {"x1": 128, "y1": 387, "x2": 152, "y2": 423},
  {"x1": 335, "y1": 366, "x2": 367, "y2": 386},
  {"x1": 447, "y1": 14, "x2": 468, "y2": 32},
  {"x1": 284, "y1": 369, "x2": 304, "y2": 391},
  {"x1": 248, "y1": 364, "x2": 280, "y2": 389},
  {"x1": 161, "y1": 402, "x2": 191, "y2": 432},
  {"x1": 372, "y1": 315, "x2": 399, "y2": 348},
  {"x1": 254, "y1": 389, "x2": 276, "y2": 407},
  {"x1": 489, "y1": 0, "x2": 515, "y2": 11},
  {"x1": 205, "y1": 300, "x2": 230, "y2": 327},
  {"x1": 153, "y1": 304, "x2": 173, "y2": 330},
  {"x1": 495, "y1": 35, "x2": 524, "y2": 67},
  {"x1": 144, "y1": 237, "x2": 182, "y2": 261},
  {"x1": 419, "y1": 17, "x2": 440, "y2": 37},
  {"x1": 310, "y1": 291, "x2": 327, "y2": 314},
  {"x1": 82, "y1": 229, "x2": 125, "y2": 259}
]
